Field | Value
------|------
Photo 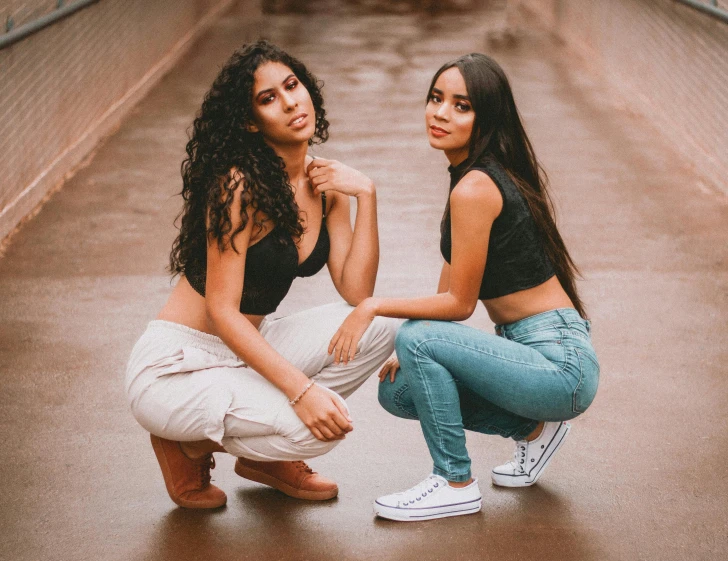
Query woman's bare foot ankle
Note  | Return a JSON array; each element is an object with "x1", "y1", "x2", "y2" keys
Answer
[
  {"x1": 526, "y1": 421, "x2": 545, "y2": 442},
  {"x1": 448, "y1": 478, "x2": 474, "y2": 488}
]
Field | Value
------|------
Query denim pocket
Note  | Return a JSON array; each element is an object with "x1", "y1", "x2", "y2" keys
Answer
[
  {"x1": 378, "y1": 380, "x2": 419, "y2": 420},
  {"x1": 572, "y1": 348, "x2": 600, "y2": 414},
  {"x1": 563, "y1": 326, "x2": 590, "y2": 344},
  {"x1": 514, "y1": 328, "x2": 566, "y2": 370}
]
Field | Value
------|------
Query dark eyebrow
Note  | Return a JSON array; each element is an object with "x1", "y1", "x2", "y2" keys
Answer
[
  {"x1": 431, "y1": 87, "x2": 470, "y2": 101},
  {"x1": 255, "y1": 74, "x2": 296, "y2": 101}
]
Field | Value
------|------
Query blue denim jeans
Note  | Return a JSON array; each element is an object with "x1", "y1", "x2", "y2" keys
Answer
[{"x1": 379, "y1": 308, "x2": 599, "y2": 482}]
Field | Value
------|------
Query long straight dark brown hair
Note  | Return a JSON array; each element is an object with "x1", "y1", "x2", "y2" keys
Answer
[{"x1": 429, "y1": 53, "x2": 587, "y2": 318}]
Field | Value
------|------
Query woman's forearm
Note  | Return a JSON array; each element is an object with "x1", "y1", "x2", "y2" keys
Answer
[
  {"x1": 327, "y1": 292, "x2": 473, "y2": 361},
  {"x1": 339, "y1": 189, "x2": 379, "y2": 302},
  {"x1": 369, "y1": 292, "x2": 476, "y2": 322},
  {"x1": 207, "y1": 308, "x2": 310, "y2": 399}
]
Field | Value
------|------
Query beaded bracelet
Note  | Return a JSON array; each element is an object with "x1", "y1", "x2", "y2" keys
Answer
[{"x1": 289, "y1": 380, "x2": 316, "y2": 406}]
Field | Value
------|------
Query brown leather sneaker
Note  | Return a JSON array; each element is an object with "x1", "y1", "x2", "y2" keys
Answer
[
  {"x1": 149, "y1": 434, "x2": 227, "y2": 509},
  {"x1": 234, "y1": 457, "x2": 338, "y2": 501}
]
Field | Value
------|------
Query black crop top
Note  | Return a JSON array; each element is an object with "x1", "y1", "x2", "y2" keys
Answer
[
  {"x1": 440, "y1": 157, "x2": 555, "y2": 299},
  {"x1": 186, "y1": 194, "x2": 330, "y2": 315}
]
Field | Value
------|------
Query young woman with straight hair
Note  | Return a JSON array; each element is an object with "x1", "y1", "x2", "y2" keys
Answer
[
  {"x1": 125, "y1": 40, "x2": 397, "y2": 509},
  {"x1": 328, "y1": 53, "x2": 599, "y2": 521}
]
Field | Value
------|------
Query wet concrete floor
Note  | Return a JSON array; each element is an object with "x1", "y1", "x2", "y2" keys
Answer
[{"x1": 1, "y1": 1, "x2": 727, "y2": 560}]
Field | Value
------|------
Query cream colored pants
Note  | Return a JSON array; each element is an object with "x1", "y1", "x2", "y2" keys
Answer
[{"x1": 125, "y1": 303, "x2": 399, "y2": 461}]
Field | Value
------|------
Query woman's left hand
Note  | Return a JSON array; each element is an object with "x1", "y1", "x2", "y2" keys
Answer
[
  {"x1": 328, "y1": 298, "x2": 378, "y2": 364},
  {"x1": 378, "y1": 355, "x2": 400, "y2": 383},
  {"x1": 307, "y1": 158, "x2": 374, "y2": 198}
]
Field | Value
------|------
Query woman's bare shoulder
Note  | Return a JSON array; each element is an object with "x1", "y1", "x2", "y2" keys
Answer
[{"x1": 452, "y1": 169, "x2": 502, "y2": 209}]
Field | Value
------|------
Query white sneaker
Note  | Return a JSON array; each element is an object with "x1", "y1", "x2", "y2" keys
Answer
[
  {"x1": 491, "y1": 421, "x2": 571, "y2": 487},
  {"x1": 374, "y1": 474, "x2": 482, "y2": 521}
]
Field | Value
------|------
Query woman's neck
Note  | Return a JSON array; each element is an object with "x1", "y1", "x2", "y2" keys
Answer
[
  {"x1": 445, "y1": 147, "x2": 469, "y2": 168},
  {"x1": 271, "y1": 141, "x2": 309, "y2": 187}
]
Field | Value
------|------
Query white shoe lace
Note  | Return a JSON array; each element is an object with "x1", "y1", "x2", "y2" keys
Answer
[
  {"x1": 511, "y1": 441, "x2": 528, "y2": 474},
  {"x1": 397, "y1": 475, "x2": 443, "y2": 506}
]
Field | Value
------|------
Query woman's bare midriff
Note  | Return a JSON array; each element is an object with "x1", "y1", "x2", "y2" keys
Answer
[
  {"x1": 483, "y1": 275, "x2": 575, "y2": 325},
  {"x1": 156, "y1": 276, "x2": 265, "y2": 333}
]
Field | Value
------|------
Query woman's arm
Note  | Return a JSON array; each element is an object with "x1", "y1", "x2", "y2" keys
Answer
[
  {"x1": 307, "y1": 158, "x2": 378, "y2": 304},
  {"x1": 329, "y1": 171, "x2": 503, "y2": 363},
  {"x1": 205, "y1": 178, "x2": 352, "y2": 441},
  {"x1": 437, "y1": 262, "x2": 451, "y2": 294},
  {"x1": 379, "y1": 262, "x2": 452, "y2": 382}
]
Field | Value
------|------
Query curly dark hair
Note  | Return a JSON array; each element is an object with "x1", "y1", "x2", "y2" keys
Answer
[{"x1": 169, "y1": 40, "x2": 329, "y2": 277}]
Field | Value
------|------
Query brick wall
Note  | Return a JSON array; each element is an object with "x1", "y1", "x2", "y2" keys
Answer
[
  {"x1": 0, "y1": 0, "x2": 235, "y2": 241},
  {"x1": 516, "y1": 0, "x2": 728, "y2": 194}
]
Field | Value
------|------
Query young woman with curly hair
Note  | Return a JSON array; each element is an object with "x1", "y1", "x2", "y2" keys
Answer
[
  {"x1": 125, "y1": 40, "x2": 397, "y2": 509},
  {"x1": 328, "y1": 53, "x2": 600, "y2": 521}
]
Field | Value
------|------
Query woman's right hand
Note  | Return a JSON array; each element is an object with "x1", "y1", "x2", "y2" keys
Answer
[
  {"x1": 306, "y1": 158, "x2": 374, "y2": 198},
  {"x1": 291, "y1": 384, "x2": 353, "y2": 442},
  {"x1": 378, "y1": 355, "x2": 400, "y2": 383}
]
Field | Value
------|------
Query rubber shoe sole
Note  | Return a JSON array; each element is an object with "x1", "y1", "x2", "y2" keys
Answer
[
  {"x1": 374, "y1": 497, "x2": 482, "y2": 521},
  {"x1": 491, "y1": 422, "x2": 571, "y2": 488},
  {"x1": 234, "y1": 461, "x2": 338, "y2": 501}
]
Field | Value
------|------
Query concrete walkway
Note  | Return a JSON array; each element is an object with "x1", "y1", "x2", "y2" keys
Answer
[{"x1": 1, "y1": 2, "x2": 726, "y2": 560}]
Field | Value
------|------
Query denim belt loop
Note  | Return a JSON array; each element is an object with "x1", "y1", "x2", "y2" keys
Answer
[{"x1": 554, "y1": 308, "x2": 570, "y2": 326}]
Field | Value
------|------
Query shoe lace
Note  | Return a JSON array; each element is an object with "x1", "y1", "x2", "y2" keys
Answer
[
  {"x1": 292, "y1": 461, "x2": 314, "y2": 474},
  {"x1": 196, "y1": 454, "x2": 215, "y2": 487},
  {"x1": 512, "y1": 441, "x2": 528, "y2": 474},
  {"x1": 398, "y1": 475, "x2": 441, "y2": 506}
]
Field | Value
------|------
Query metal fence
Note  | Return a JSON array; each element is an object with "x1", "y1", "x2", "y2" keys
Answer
[
  {"x1": 1, "y1": 1, "x2": 101, "y2": 50},
  {"x1": 675, "y1": 0, "x2": 728, "y2": 23}
]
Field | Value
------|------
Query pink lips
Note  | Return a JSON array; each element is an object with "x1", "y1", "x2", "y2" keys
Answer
[
  {"x1": 429, "y1": 125, "x2": 449, "y2": 137},
  {"x1": 288, "y1": 112, "x2": 308, "y2": 128}
]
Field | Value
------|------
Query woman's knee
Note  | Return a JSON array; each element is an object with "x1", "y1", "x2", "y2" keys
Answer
[
  {"x1": 377, "y1": 377, "x2": 419, "y2": 420},
  {"x1": 394, "y1": 319, "x2": 431, "y2": 357},
  {"x1": 364, "y1": 315, "x2": 399, "y2": 352},
  {"x1": 286, "y1": 430, "x2": 340, "y2": 458},
  {"x1": 377, "y1": 379, "x2": 399, "y2": 416},
  {"x1": 223, "y1": 430, "x2": 340, "y2": 461}
]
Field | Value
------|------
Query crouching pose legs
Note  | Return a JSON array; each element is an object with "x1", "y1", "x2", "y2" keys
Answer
[
  {"x1": 127, "y1": 303, "x2": 397, "y2": 507},
  {"x1": 377, "y1": 312, "x2": 597, "y2": 520}
]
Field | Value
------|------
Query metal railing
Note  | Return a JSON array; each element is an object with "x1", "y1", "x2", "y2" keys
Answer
[
  {"x1": 1, "y1": 0, "x2": 725, "y2": 51},
  {"x1": 0, "y1": 0, "x2": 101, "y2": 50},
  {"x1": 674, "y1": 0, "x2": 728, "y2": 24}
]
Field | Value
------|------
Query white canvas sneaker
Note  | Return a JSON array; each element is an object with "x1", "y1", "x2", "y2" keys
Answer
[
  {"x1": 374, "y1": 474, "x2": 482, "y2": 521},
  {"x1": 491, "y1": 421, "x2": 571, "y2": 487}
]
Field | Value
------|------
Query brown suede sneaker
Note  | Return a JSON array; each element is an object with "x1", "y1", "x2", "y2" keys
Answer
[
  {"x1": 149, "y1": 434, "x2": 227, "y2": 509},
  {"x1": 234, "y1": 457, "x2": 338, "y2": 501}
]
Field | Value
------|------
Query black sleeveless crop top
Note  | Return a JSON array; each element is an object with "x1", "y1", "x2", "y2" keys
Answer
[
  {"x1": 186, "y1": 194, "x2": 330, "y2": 315},
  {"x1": 440, "y1": 157, "x2": 555, "y2": 300}
]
